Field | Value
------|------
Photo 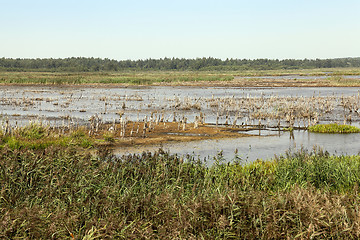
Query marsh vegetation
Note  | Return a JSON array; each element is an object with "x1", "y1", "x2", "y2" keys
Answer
[
  {"x1": 2, "y1": 83, "x2": 360, "y2": 161},
  {"x1": 1, "y1": 67, "x2": 360, "y2": 86},
  {"x1": 2, "y1": 66, "x2": 360, "y2": 238},
  {"x1": 1, "y1": 128, "x2": 360, "y2": 239},
  {"x1": 308, "y1": 123, "x2": 360, "y2": 133}
]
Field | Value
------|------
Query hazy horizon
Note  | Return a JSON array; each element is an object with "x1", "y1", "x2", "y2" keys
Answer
[{"x1": 1, "y1": 0, "x2": 360, "y2": 61}]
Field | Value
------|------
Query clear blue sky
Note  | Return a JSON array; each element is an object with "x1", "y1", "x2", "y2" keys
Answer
[{"x1": 1, "y1": 0, "x2": 359, "y2": 60}]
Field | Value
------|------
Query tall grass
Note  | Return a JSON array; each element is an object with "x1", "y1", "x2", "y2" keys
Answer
[
  {"x1": 275, "y1": 149, "x2": 360, "y2": 191},
  {"x1": 2, "y1": 127, "x2": 360, "y2": 240}
]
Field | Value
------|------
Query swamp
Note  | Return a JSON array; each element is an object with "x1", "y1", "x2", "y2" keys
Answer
[
  {"x1": 1, "y1": 81, "x2": 360, "y2": 162},
  {"x1": 2, "y1": 68, "x2": 360, "y2": 239}
]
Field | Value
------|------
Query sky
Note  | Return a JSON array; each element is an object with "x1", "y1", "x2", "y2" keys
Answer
[{"x1": 1, "y1": 0, "x2": 360, "y2": 60}]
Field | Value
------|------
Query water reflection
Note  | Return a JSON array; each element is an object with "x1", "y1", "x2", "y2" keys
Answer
[{"x1": 114, "y1": 131, "x2": 360, "y2": 164}]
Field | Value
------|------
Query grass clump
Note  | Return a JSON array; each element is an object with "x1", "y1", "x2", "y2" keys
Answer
[
  {"x1": 308, "y1": 123, "x2": 360, "y2": 133},
  {"x1": 0, "y1": 123, "x2": 94, "y2": 150},
  {"x1": 0, "y1": 71, "x2": 234, "y2": 85},
  {"x1": 17, "y1": 122, "x2": 48, "y2": 139},
  {"x1": 102, "y1": 132, "x2": 115, "y2": 142}
]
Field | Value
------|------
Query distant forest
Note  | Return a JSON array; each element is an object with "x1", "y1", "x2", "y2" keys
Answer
[{"x1": 0, "y1": 57, "x2": 359, "y2": 72}]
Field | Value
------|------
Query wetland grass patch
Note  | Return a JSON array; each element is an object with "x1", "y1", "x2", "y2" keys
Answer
[
  {"x1": 0, "y1": 71, "x2": 234, "y2": 85},
  {"x1": 0, "y1": 123, "x2": 94, "y2": 150},
  {"x1": 308, "y1": 123, "x2": 360, "y2": 133},
  {"x1": 1, "y1": 68, "x2": 360, "y2": 86}
]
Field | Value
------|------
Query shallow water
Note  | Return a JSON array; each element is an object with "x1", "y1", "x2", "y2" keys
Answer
[
  {"x1": 114, "y1": 130, "x2": 360, "y2": 164},
  {"x1": 1, "y1": 85, "x2": 360, "y2": 126},
  {"x1": 1, "y1": 85, "x2": 360, "y2": 163}
]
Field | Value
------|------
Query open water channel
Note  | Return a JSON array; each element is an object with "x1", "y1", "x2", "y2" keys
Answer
[{"x1": 114, "y1": 129, "x2": 360, "y2": 164}]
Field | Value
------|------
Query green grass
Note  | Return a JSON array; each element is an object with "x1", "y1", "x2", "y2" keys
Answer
[
  {"x1": 2, "y1": 123, "x2": 360, "y2": 239},
  {"x1": 275, "y1": 149, "x2": 360, "y2": 191},
  {"x1": 0, "y1": 68, "x2": 360, "y2": 85},
  {"x1": 0, "y1": 71, "x2": 234, "y2": 85},
  {"x1": 102, "y1": 132, "x2": 115, "y2": 142},
  {"x1": 0, "y1": 123, "x2": 94, "y2": 150},
  {"x1": 308, "y1": 123, "x2": 360, "y2": 133}
]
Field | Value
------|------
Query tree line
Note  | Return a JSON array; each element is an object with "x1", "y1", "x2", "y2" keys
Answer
[{"x1": 0, "y1": 57, "x2": 359, "y2": 72}]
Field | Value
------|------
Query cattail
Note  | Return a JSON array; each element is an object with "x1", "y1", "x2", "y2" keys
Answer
[
  {"x1": 347, "y1": 114, "x2": 352, "y2": 123},
  {"x1": 232, "y1": 116, "x2": 238, "y2": 128},
  {"x1": 130, "y1": 122, "x2": 134, "y2": 137},
  {"x1": 156, "y1": 115, "x2": 160, "y2": 125},
  {"x1": 142, "y1": 122, "x2": 147, "y2": 138},
  {"x1": 136, "y1": 123, "x2": 140, "y2": 134},
  {"x1": 199, "y1": 112, "x2": 205, "y2": 124},
  {"x1": 148, "y1": 121, "x2": 152, "y2": 131},
  {"x1": 4, "y1": 119, "x2": 10, "y2": 135},
  {"x1": 113, "y1": 118, "x2": 116, "y2": 131},
  {"x1": 194, "y1": 116, "x2": 199, "y2": 129},
  {"x1": 182, "y1": 117, "x2": 187, "y2": 131},
  {"x1": 160, "y1": 111, "x2": 164, "y2": 122},
  {"x1": 119, "y1": 117, "x2": 124, "y2": 137}
]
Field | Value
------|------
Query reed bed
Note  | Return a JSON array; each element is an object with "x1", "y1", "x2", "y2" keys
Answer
[{"x1": 1, "y1": 125, "x2": 360, "y2": 239}]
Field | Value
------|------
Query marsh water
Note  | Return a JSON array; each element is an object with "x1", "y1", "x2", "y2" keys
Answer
[
  {"x1": 2, "y1": 85, "x2": 360, "y2": 124},
  {"x1": 114, "y1": 130, "x2": 360, "y2": 164},
  {"x1": 1, "y1": 84, "x2": 360, "y2": 162}
]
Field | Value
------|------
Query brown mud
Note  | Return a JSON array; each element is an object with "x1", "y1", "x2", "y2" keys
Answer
[{"x1": 94, "y1": 122, "x2": 253, "y2": 148}]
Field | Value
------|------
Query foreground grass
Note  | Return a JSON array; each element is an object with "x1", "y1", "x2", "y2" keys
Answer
[
  {"x1": 308, "y1": 123, "x2": 360, "y2": 133},
  {"x1": 0, "y1": 68, "x2": 360, "y2": 86},
  {"x1": 2, "y1": 124, "x2": 360, "y2": 239}
]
